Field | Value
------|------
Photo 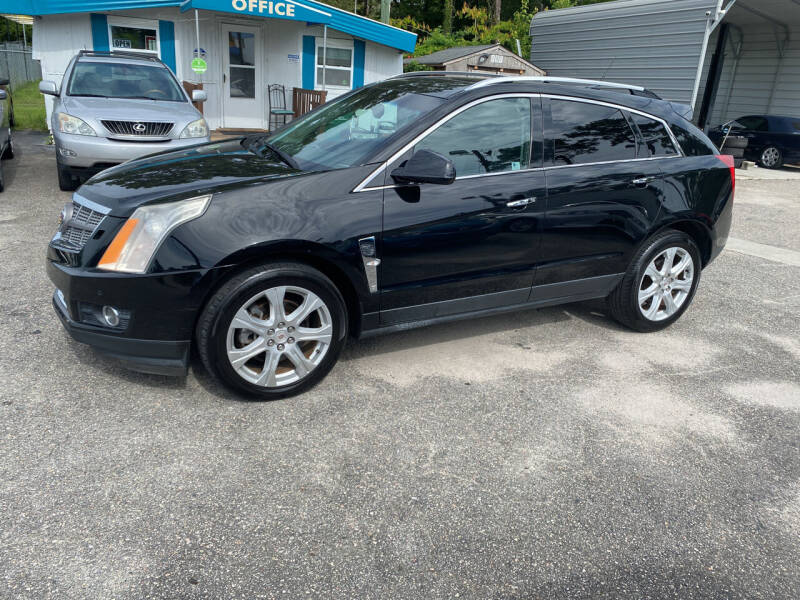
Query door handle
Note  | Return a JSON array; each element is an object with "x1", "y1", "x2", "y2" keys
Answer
[
  {"x1": 506, "y1": 197, "x2": 536, "y2": 208},
  {"x1": 632, "y1": 176, "x2": 654, "y2": 186}
]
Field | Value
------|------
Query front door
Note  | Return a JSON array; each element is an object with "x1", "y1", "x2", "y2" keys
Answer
[
  {"x1": 222, "y1": 25, "x2": 262, "y2": 129},
  {"x1": 379, "y1": 96, "x2": 546, "y2": 326}
]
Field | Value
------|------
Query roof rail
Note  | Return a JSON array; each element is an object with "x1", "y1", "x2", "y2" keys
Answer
[
  {"x1": 465, "y1": 76, "x2": 646, "y2": 93},
  {"x1": 77, "y1": 49, "x2": 164, "y2": 63},
  {"x1": 389, "y1": 71, "x2": 498, "y2": 80}
]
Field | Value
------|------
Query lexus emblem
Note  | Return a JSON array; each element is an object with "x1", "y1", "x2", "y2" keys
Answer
[{"x1": 132, "y1": 122, "x2": 147, "y2": 133}]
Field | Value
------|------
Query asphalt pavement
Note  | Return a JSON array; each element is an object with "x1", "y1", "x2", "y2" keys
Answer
[{"x1": 1, "y1": 131, "x2": 799, "y2": 599}]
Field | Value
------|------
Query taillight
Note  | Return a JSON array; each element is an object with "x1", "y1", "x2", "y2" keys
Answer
[{"x1": 716, "y1": 154, "x2": 735, "y2": 194}]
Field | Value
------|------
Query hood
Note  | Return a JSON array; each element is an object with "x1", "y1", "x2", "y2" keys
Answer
[
  {"x1": 77, "y1": 137, "x2": 304, "y2": 216},
  {"x1": 62, "y1": 96, "x2": 201, "y2": 124}
]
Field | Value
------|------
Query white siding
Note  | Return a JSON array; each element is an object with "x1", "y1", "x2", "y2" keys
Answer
[{"x1": 32, "y1": 14, "x2": 92, "y2": 125}]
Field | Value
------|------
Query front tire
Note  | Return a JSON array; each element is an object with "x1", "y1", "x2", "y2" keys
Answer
[
  {"x1": 196, "y1": 262, "x2": 347, "y2": 400},
  {"x1": 607, "y1": 230, "x2": 701, "y2": 332},
  {"x1": 57, "y1": 160, "x2": 78, "y2": 191},
  {"x1": 759, "y1": 145, "x2": 783, "y2": 169}
]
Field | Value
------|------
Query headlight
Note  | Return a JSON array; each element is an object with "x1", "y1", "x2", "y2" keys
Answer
[
  {"x1": 56, "y1": 112, "x2": 96, "y2": 136},
  {"x1": 179, "y1": 118, "x2": 209, "y2": 139},
  {"x1": 97, "y1": 195, "x2": 211, "y2": 273}
]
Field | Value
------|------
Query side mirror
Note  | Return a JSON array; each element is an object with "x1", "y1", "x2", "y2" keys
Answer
[
  {"x1": 0, "y1": 90, "x2": 6, "y2": 100},
  {"x1": 191, "y1": 89, "x2": 207, "y2": 102},
  {"x1": 39, "y1": 80, "x2": 59, "y2": 96},
  {"x1": 390, "y1": 150, "x2": 456, "y2": 185}
]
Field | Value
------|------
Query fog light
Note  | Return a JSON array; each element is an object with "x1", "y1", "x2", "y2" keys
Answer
[
  {"x1": 102, "y1": 305, "x2": 120, "y2": 327},
  {"x1": 58, "y1": 147, "x2": 77, "y2": 157}
]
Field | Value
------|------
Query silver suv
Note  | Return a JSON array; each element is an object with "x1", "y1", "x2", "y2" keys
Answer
[{"x1": 40, "y1": 51, "x2": 210, "y2": 191}]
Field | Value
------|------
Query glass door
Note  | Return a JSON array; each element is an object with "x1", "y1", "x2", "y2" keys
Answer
[{"x1": 222, "y1": 25, "x2": 263, "y2": 129}]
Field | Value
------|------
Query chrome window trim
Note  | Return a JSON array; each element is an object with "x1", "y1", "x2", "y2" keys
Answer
[{"x1": 352, "y1": 92, "x2": 685, "y2": 193}]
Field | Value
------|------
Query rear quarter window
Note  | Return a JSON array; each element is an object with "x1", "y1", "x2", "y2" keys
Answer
[
  {"x1": 669, "y1": 122, "x2": 717, "y2": 157},
  {"x1": 630, "y1": 114, "x2": 679, "y2": 156}
]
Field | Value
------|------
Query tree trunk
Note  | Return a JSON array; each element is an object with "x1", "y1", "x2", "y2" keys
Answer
[
  {"x1": 443, "y1": 0, "x2": 454, "y2": 34},
  {"x1": 494, "y1": 0, "x2": 502, "y2": 22}
]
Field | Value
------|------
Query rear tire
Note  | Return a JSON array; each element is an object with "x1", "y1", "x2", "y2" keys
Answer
[
  {"x1": 758, "y1": 146, "x2": 783, "y2": 169},
  {"x1": 196, "y1": 262, "x2": 348, "y2": 400},
  {"x1": 0, "y1": 158, "x2": 5, "y2": 192},
  {"x1": 1, "y1": 129, "x2": 13, "y2": 159},
  {"x1": 57, "y1": 160, "x2": 78, "y2": 191},
  {"x1": 607, "y1": 229, "x2": 701, "y2": 332}
]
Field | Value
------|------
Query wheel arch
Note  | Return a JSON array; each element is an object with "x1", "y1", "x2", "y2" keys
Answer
[
  {"x1": 198, "y1": 240, "x2": 367, "y2": 338},
  {"x1": 649, "y1": 219, "x2": 713, "y2": 267}
]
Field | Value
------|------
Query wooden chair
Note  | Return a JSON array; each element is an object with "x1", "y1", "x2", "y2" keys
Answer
[
  {"x1": 268, "y1": 84, "x2": 294, "y2": 130},
  {"x1": 292, "y1": 88, "x2": 328, "y2": 119},
  {"x1": 182, "y1": 81, "x2": 204, "y2": 115}
]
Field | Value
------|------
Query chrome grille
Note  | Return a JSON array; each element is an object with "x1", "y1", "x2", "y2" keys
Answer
[
  {"x1": 101, "y1": 120, "x2": 174, "y2": 137},
  {"x1": 57, "y1": 200, "x2": 106, "y2": 251}
]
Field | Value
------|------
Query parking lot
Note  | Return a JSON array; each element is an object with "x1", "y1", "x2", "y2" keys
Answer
[{"x1": 1, "y1": 131, "x2": 799, "y2": 598}]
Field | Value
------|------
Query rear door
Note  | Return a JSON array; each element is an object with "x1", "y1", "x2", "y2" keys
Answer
[
  {"x1": 379, "y1": 95, "x2": 546, "y2": 325},
  {"x1": 536, "y1": 96, "x2": 667, "y2": 296}
]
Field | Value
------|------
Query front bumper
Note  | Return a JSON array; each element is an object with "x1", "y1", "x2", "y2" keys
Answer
[
  {"x1": 47, "y1": 259, "x2": 225, "y2": 377},
  {"x1": 54, "y1": 132, "x2": 210, "y2": 168},
  {"x1": 53, "y1": 291, "x2": 189, "y2": 376}
]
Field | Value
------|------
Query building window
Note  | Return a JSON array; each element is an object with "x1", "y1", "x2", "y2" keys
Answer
[
  {"x1": 315, "y1": 41, "x2": 353, "y2": 89},
  {"x1": 108, "y1": 19, "x2": 159, "y2": 54}
]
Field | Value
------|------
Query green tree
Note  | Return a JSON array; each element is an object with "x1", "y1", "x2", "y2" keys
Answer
[{"x1": 443, "y1": 0, "x2": 455, "y2": 34}]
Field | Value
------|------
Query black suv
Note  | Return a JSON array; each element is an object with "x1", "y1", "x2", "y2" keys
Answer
[{"x1": 47, "y1": 74, "x2": 734, "y2": 399}]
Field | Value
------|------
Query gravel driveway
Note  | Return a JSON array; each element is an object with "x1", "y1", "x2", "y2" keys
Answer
[{"x1": 1, "y1": 131, "x2": 799, "y2": 599}]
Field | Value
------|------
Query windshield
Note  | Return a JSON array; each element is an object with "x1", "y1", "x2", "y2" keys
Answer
[
  {"x1": 265, "y1": 80, "x2": 448, "y2": 170},
  {"x1": 68, "y1": 61, "x2": 186, "y2": 102}
]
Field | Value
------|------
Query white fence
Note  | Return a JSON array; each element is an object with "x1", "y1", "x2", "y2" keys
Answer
[{"x1": 0, "y1": 42, "x2": 42, "y2": 87}]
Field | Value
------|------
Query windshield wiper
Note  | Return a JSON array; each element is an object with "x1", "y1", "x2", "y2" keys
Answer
[
  {"x1": 70, "y1": 93, "x2": 109, "y2": 98},
  {"x1": 255, "y1": 140, "x2": 300, "y2": 170}
]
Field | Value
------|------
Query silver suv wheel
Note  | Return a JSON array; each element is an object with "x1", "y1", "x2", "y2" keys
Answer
[
  {"x1": 638, "y1": 247, "x2": 694, "y2": 321},
  {"x1": 226, "y1": 285, "x2": 333, "y2": 387},
  {"x1": 760, "y1": 146, "x2": 781, "y2": 168}
]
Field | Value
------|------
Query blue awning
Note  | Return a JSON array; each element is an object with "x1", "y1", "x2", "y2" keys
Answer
[{"x1": 16, "y1": 0, "x2": 417, "y2": 53}]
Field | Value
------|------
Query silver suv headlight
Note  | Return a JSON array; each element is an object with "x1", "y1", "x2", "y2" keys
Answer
[
  {"x1": 97, "y1": 195, "x2": 212, "y2": 273},
  {"x1": 57, "y1": 112, "x2": 96, "y2": 136},
  {"x1": 180, "y1": 118, "x2": 209, "y2": 139}
]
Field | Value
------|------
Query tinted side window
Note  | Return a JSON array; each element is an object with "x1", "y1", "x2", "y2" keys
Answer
[
  {"x1": 415, "y1": 98, "x2": 531, "y2": 177},
  {"x1": 631, "y1": 114, "x2": 678, "y2": 156},
  {"x1": 549, "y1": 99, "x2": 637, "y2": 165},
  {"x1": 736, "y1": 116, "x2": 768, "y2": 131}
]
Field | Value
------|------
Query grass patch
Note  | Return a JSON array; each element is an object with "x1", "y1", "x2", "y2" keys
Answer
[{"x1": 10, "y1": 80, "x2": 47, "y2": 131}]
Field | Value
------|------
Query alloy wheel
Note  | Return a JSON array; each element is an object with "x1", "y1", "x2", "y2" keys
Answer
[
  {"x1": 226, "y1": 285, "x2": 333, "y2": 387},
  {"x1": 638, "y1": 247, "x2": 694, "y2": 321},
  {"x1": 761, "y1": 147, "x2": 780, "y2": 168}
]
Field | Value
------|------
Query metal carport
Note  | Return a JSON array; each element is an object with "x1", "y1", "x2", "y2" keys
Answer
[{"x1": 530, "y1": 0, "x2": 800, "y2": 129}]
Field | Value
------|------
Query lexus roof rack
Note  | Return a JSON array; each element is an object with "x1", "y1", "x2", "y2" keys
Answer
[{"x1": 77, "y1": 50, "x2": 165, "y2": 63}]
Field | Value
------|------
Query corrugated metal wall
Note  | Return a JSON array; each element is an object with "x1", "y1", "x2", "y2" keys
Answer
[
  {"x1": 530, "y1": 0, "x2": 718, "y2": 104},
  {"x1": 705, "y1": 25, "x2": 800, "y2": 126}
]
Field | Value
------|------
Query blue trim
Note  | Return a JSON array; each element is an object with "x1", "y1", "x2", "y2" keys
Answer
[
  {"x1": 158, "y1": 20, "x2": 176, "y2": 73},
  {"x1": 302, "y1": 35, "x2": 316, "y2": 90},
  {"x1": 90, "y1": 13, "x2": 109, "y2": 52},
  {"x1": 20, "y1": 0, "x2": 417, "y2": 53},
  {"x1": 353, "y1": 39, "x2": 365, "y2": 88}
]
